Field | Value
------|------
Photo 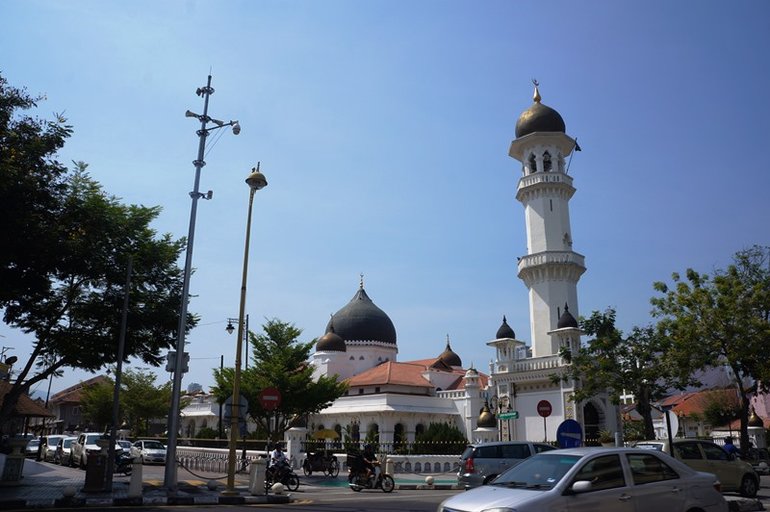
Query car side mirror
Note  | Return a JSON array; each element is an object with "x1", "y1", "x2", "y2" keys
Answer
[{"x1": 569, "y1": 480, "x2": 593, "y2": 494}]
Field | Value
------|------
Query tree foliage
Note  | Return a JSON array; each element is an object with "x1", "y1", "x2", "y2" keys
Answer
[
  {"x1": 212, "y1": 319, "x2": 348, "y2": 443},
  {"x1": 79, "y1": 379, "x2": 115, "y2": 430},
  {"x1": 76, "y1": 368, "x2": 175, "y2": 436},
  {"x1": 651, "y1": 246, "x2": 770, "y2": 450},
  {"x1": 0, "y1": 73, "x2": 194, "y2": 431},
  {"x1": 557, "y1": 308, "x2": 695, "y2": 440}
]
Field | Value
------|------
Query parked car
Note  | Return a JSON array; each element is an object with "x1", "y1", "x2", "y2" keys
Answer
[
  {"x1": 439, "y1": 447, "x2": 727, "y2": 512},
  {"x1": 70, "y1": 432, "x2": 106, "y2": 469},
  {"x1": 54, "y1": 436, "x2": 77, "y2": 466},
  {"x1": 130, "y1": 439, "x2": 167, "y2": 465},
  {"x1": 457, "y1": 440, "x2": 557, "y2": 488},
  {"x1": 24, "y1": 437, "x2": 41, "y2": 458},
  {"x1": 41, "y1": 435, "x2": 68, "y2": 462},
  {"x1": 634, "y1": 438, "x2": 759, "y2": 497},
  {"x1": 116, "y1": 440, "x2": 132, "y2": 454}
]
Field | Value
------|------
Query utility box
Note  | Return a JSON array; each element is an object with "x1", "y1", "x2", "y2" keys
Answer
[
  {"x1": 83, "y1": 438, "x2": 110, "y2": 492},
  {"x1": 83, "y1": 452, "x2": 107, "y2": 492},
  {"x1": 248, "y1": 458, "x2": 267, "y2": 495}
]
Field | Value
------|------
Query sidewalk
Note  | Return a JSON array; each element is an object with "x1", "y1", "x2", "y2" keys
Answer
[
  {"x1": 0, "y1": 459, "x2": 290, "y2": 509},
  {"x1": 0, "y1": 459, "x2": 461, "y2": 509}
]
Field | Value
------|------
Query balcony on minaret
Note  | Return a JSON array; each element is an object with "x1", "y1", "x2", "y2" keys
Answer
[{"x1": 517, "y1": 251, "x2": 586, "y2": 285}]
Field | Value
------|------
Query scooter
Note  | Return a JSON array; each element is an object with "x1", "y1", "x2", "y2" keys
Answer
[
  {"x1": 115, "y1": 451, "x2": 133, "y2": 476},
  {"x1": 348, "y1": 463, "x2": 395, "y2": 493}
]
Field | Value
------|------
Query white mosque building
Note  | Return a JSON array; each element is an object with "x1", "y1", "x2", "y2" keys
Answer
[{"x1": 295, "y1": 83, "x2": 620, "y2": 455}]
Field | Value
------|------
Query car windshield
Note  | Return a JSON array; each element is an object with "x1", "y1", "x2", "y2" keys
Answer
[
  {"x1": 85, "y1": 434, "x2": 101, "y2": 444},
  {"x1": 27, "y1": 439, "x2": 40, "y2": 447},
  {"x1": 63, "y1": 439, "x2": 74, "y2": 447},
  {"x1": 144, "y1": 441, "x2": 165, "y2": 450},
  {"x1": 491, "y1": 453, "x2": 581, "y2": 490}
]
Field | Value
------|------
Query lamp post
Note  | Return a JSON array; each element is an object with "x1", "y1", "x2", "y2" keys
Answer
[
  {"x1": 164, "y1": 75, "x2": 241, "y2": 491},
  {"x1": 490, "y1": 395, "x2": 511, "y2": 441},
  {"x1": 226, "y1": 314, "x2": 250, "y2": 369},
  {"x1": 224, "y1": 165, "x2": 268, "y2": 495}
]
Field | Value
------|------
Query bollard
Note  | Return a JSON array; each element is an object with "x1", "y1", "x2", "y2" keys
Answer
[
  {"x1": 128, "y1": 456, "x2": 143, "y2": 498},
  {"x1": 385, "y1": 457, "x2": 394, "y2": 476},
  {"x1": 248, "y1": 458, "x2": 266, "y2": 496}
]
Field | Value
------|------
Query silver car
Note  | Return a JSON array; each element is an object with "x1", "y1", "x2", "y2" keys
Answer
[
  {"x1": 54, "y1": 436, "x2": 77, "y2": 465},
  {"x1": 439, "y1": 447, "x2": 727, "y2": 512},
  {"x1": 41, "y1": 435, "x2": 67, "y2": 462},
  {"x1": 457, "y1": 441, "x2": 556, "y2": 488},
  {"x1": 130, "y1": 439, "x2": 167, "y2": 464}
]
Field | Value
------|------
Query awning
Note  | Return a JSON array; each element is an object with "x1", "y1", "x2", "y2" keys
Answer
[{"x1": 0, "y1": 381, "x2": 56, "y2": 418}]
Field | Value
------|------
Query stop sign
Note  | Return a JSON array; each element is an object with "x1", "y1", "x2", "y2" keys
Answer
[
  {"x1": 537, "y1": 400, "x2": 552, "y2": 418},
  {"x1": 259, "y1": 387, "x2": 282, "y2": 411}
]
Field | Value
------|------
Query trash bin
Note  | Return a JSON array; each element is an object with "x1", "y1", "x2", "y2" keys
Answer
[
  {"x1": 83, "y1": 452, "x2": 107, "y2": 492},
  {"x1": 249, "y1": 458, "x2": 267, "y2": 495}
]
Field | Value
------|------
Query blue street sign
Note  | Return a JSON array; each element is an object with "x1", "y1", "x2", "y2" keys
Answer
[{"x1": 556, "y1": 419, "x2": 583, "y2": 448}]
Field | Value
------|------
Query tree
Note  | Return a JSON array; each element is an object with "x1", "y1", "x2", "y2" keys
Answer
[
  {"x1": 75, "y1": 368, "x2": 175, "y2": 436},
  {"x1": 212, "y1": 319, "x2": 347, "y2": 443},
  {"x1": 0, "y1": 74, "x2": 195, "y2": 431},
  {"x1": 79, "y1": 379, "x2": 115, "y2": 430},
  {"x1": 121, "y1": 368, "x2": 174, "y2": 437},
  {"x1": 651, "y1": 246, "x2": 770, "y2": 451},
  {"x1": 556, "y1": 308, "x2": 695, "y2": 440}
]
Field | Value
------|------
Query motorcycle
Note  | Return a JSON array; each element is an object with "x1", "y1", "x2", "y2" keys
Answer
[
  {"x1": 348, "y1": 463, "x2": 395, "y2": 493},
  {"x1": 115, "y1": 451, "x2": 133, "y2": 476},
  {"x1": 266, "y1": 460, "x2": 300, "y2": 491}
]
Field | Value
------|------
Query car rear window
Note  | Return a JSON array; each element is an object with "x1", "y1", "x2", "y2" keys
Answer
[
  {"x1": 500, "y1": 444, "x2": 530, "y2": 459},
  {"x1": 701, "y1": 442, "x2": 729, "y2": 461},
  {"x1": 675, "y1": 442, "x2": 702, "y2": 460},
  {"x1": 461, "y1": 446, "x2": 474, "y2": 459},
  {"x1": 475, "y1": 445, "x2": 499, "y2": 458}
]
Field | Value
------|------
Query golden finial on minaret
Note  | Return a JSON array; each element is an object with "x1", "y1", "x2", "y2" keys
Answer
[
  {"x1": 532, "y1": 78, "x2": 541, "y2": 103},
  {"x1": 446, "y1": 334, "x2": 451, "y2": 347},
  {"x1": 359, "y1": 273, "x2": 364, "y2": 289}
]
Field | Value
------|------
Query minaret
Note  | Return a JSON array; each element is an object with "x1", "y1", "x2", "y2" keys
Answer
[{"x1": 508, "y1": 81, "x2": 585, "y2": 357}]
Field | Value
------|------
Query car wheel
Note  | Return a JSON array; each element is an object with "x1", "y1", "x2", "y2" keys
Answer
[{"x1": 740, "y1": 475, "x2": 758, "y2": 498}]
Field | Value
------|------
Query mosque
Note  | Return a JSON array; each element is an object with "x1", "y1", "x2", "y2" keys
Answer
[{"x1": 295, "y1": 83, "x2": 620, "y2": 453}]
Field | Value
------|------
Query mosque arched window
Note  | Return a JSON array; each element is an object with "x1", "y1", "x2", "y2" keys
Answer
[
  {"x1": 528, "y1": 153, "x2": 537, "y2": 174},
  {"x1": 351, "y1": 423, "x2": 360, "y2": 442},
  {"x1": 543, "y1": 151, "x2": 552, "y2": 172},
  {"x1": 415, "y1": 423, "x2": 425, "y2": 437},
  {"x1": 394, "y1": 423, "x2": 406, "y2": 448}
]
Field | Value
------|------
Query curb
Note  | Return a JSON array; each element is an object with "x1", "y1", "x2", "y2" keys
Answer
[{"x1": 0, "y1": 494, "x2": 292, "y2": 510}]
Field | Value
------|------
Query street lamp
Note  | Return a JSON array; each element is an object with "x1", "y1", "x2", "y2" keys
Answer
[
  {"x1": 226, "y1": 315, "x2": 250, "y2": 369},
  {"x1": 164, "y1": 75, "x2": 241, "y2": 491},
  {"x1": 224, "y1": 164, "x2": 268, "y2": 495}
]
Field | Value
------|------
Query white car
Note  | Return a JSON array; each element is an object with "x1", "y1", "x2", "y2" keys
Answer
[
  {"x1": 130, "y1": 439, "x2": 167, "y2": 465},
  {"x1": 70, "y1": 432, "x2": 105, "y2": 469},
  {"x1": 438, "y1": 447, "x2": 727, "y2": 512},
  {"x1": 41, "y1": 435, "x2": 68, "y2": 462}
]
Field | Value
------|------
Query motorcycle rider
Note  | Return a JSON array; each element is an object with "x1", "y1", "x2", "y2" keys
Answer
[
  {"x1": 269, "y1": 443, "x2": 289, "y2": 478},
  {"x1": 362, "y1": 444, "x2": 377, "y2": 483}
]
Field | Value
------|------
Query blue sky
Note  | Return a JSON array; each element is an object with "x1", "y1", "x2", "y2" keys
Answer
[{"x1": 2, "y1": 0, "x2": 769, "y2": 397}]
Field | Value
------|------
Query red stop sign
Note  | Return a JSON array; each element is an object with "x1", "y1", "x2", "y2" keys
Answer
[
  {"x1": 259, "y1": 387, "x2": 282, "y2": 411},
  {"x1": 537, "y1": 400, "x2": 552, "y2": 418}
]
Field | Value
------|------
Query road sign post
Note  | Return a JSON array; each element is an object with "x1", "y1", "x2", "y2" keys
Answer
[{"x1": 537, "y1": 400, "x2": 552, "y2": 442}]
